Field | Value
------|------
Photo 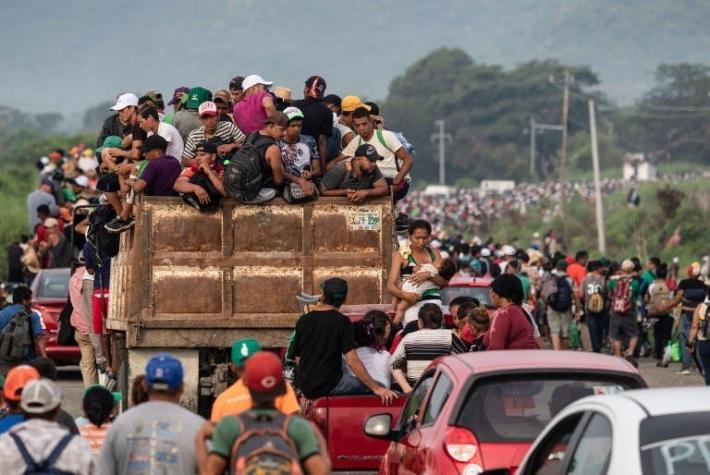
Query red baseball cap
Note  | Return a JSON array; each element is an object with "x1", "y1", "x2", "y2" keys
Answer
[
  {"x1": 243, "y1": 351, "x2": 286, "y2": 402},
  {"x1": 198, "y1": 101, "x2": 218, "y2": 118}
]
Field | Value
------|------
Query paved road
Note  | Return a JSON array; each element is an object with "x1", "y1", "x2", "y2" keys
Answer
[{"x1": 57, "y1": 356, "x2": 705, "y2": 419}]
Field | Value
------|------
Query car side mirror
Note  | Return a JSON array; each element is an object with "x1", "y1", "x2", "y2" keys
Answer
[{"x1": 364, "y1": 413, "x2": 397, "y2": 440}]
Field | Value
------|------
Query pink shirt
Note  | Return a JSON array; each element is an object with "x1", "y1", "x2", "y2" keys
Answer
[
  {"x1": 69, "y1": 267, "x2": 88, "y2": 334},
  {"x1": 233, "y1": 91, "x2": 270, "y2": 134}
]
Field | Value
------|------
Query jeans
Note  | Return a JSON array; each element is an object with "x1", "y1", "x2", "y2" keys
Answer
[
  {"x1": 696, "y1": 340, "x2": 710, "y2": 385},
  {"x1": 679, "y1": 312, "x2": 693, "y2": 370},
  {"x1": 586, "y1": 312, "x2": 605, "y2": 353},
  {"x1": 653, "y1": 315, "x2": 674, "y2": 361},
  {"x1": 329, "y1": 360, "x2": 371, "y2": 395}
]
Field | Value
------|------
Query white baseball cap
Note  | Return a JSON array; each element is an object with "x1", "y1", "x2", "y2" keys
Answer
[
  {"x1": 110, "y1": 92, "x2": 139, "y2": 111},
  {"x1": 20, "y1": 378, "x2": 62, "y2": 414},
  {"x1": 242, "y1": 75, "x2": 273, "y2": 91},
  {"x1": 74, "y1": 175, "x2": 90, "y2": 187},
  {"x1": 502, "y1": 244, "x2": 517, "y2": 256}
]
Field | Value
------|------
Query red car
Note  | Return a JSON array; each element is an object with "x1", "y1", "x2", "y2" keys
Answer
[
  {"x1": 365, "y1": 350, "x2": 646, "y2": 474},
  {"x1": 30, "y1": 268, "x2": 81, "y2": 364}
]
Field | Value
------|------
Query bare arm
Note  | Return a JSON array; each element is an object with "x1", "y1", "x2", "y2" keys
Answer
[
  {"x1": 661, "y1": 289, "x2": 684, "y2": 314},
  {"x1": 689, "y1": 304, "x2": 703, "y2": 345},
  {"x1": 262, "y1": 95, "x2": 276, "y2": 117},
  {"x1": 204, "y1": 168, "x2": 227, "y2": 197},
  {"x1": 391, "y1": 369, "x2": 412, "y2": 394},
  {"x1": 317, "y1": 135, "x2": 327, "y2": 176},
  {"x1": 310, "y1": 158, "x2": 322, "y2": 179},
  {"x1": 344, "y1": 350, "x2": 396, "y2": 404},
  {"x1": 265, "y1": 145, "x2": 284, "y2": 186},
  {"x1": 393, "y1": 147, "x2": 413, "y2": 183},
  {"x1": 128, "y1": 179, "x2": 147, "y2": 193},
  {"x1": 303, "y1": 455, "x2": 330, "y2": 475},
  {"x1": 326, "y1": 154, "x2": 346, "y2": 171},
  {"x1": 35, "y1": 334, "x2": 47, "y2": 358},
  {"x1": 319, "y1": 185, "x2": 349, "y2": 197}
]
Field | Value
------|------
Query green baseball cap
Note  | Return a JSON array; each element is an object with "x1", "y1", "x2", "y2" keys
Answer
[
  {"x1": 0, "y1": 374, "x2": 4, "y2": 391},
  {"x1": 231, "y1": 338, "x2": 261, "y2": 368},
  {"x1": 84, "y1": 384, "x2": 122, "y2": 403},
  {"x1": 186, "y1": 87, "x2": 212, "y2": 110},
  {"x1": 96, "y1": 135, "x2": 123, "y2": 154}
]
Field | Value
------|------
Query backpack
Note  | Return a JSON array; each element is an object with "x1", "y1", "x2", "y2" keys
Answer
[
  {"x1": 547, "y1": 276, "x2": 573, "y2": 312},
  {"x1": 611, "y1": 278, "x2": 633, "y2": 316},
  {"x1": 180, "y1": 170, "x2": 222, "y2": 213},
  {"x1": 230, "y1": 411, "x2": 302, "y2": 475},
  {"x1": 586, "y1": 282, "x2": 605, "y2": 314},
  {"x1": 0, "y1": 309, "x2": 35, "y2": 363},
  {"x1": 647, "y1": 281, "x2": 670, "y2": 317},
  {"x1": 224, "y1": 133, "x2": 273, "y2": 203},
  {"x1": 10, "y1": 432, "x2": 75, "y2": 475},
  {"x1": 87, "y1": 205, "x2": 119, "y2": 258}
]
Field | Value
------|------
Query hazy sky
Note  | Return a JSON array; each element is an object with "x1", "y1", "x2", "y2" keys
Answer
[{"x1": 2, "y1": 0, "x2": 709, "y2": 119}]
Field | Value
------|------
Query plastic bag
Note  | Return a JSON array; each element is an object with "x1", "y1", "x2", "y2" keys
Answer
[
  {"x1": 671, "y1": 339, "x2": 682, "y2": 363},
  {"x1": 570, "y1": 321, "x2": 581, "y2": 349}
]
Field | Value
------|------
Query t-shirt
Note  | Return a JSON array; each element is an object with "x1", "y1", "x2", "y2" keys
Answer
[
  {"x1": 292, "y1": 98, "x2": 333, "y2": 138},
  {"x1": 678, "y1": 278, "x2": 708, "y2": 310},
  {"x1": 607, "y1": 277, "x2": 640, "y2": 313},
  {"x1": 234, "y1": 91, "x2": 271, "y2": 134},
  {"x1": 173, "y1": 110, "x2": 202, "y2": 142},
  {"x1": 483, "y1": 305, "x2": 537, "y2": 350},
  {"x1": 641, "y1": 270, "x2": 656, "y2": 286},
  {"x1": 140, "y1": 155, "x2": 183, "y2": 196},
  {"x1": 566, "y1": 262, "x2": 587, "y2": 288},
  {"x1": 278, "y1": 135, "x2": 319, "y2": 176},
  {"x1": 79, "y1": 422, "x2": 111, "y2": 455},
  {"x1": 210, "y1": 379, "x2": 300, "y2": 423},
  {"x1": 147, "y1": 122, "x2": 185, "y2": 159},
  {"x1": 321, "y1": 162, "x2": 383, "y2": 191},
  {"x1": 342, "y1": 129, "x2": 404, "y2": 179},
  {"x1": 390, "y1": 329, "x2": 466, "y2": 385},
  {"x1": 334, "y1": 116, "x2": 354, "y2": 143},
  {"x1": 0, "y1": 304, "x2": 44, "y2": 361},
  {"x1": 582, "y1": 273, "x2": 607, "y2": 303},
  {"x1": 183, "y1": 121, "x2": 246, "y2": 160},
  {"x1": 518, "y1": 274, "x2": 531, "y2": 302},
  {"x1": 98, "y1": 400, "x2": 205, "y2": 475},
  {"x1": 211, "y1": 410, "x2": 320, "y2": 463},
  {"x1": 292, "y1": 310, "x2": 357, "y2": 399},
  {"x1": 354, "y1": 347, "x2": 391, "y2": 388}
]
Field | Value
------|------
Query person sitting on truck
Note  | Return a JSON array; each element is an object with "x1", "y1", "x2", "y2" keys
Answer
[
  {"x1": 279, "y1": 106, "x2": 321, "y2": 203},
  {"x1": 127, "y1": 135, "x2": 182, "y2": 197},
  {"x1": 319, "y1": 144, "x2": 389, "y2": 203},
  {"x1": 390, "y1": 303, "x2": 467, "y2": 393},
  {"x1": 173, "y1": 140, "x2": 227, "y2": 207},
  {"x1": 291, "y1": 278, "x2": 397, "y2": 404},
  {"x1": 210, "y1": 338, "x2": 299, "y2": 423},
  {"x1": 99, "y1": 353, "x2": 205, "y2": 475},
  {"x1": 196, "y1": 351, "x2": 330, "y2": 475},
  {"x1": 182, "y1": 101, "x2": 245, "y2": 167}
]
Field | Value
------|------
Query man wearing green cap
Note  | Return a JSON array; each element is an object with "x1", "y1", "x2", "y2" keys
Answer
[
  {"x1": 174, "y1": 87, "x2": 212, "y2": 142},
  {"x1": 210, "y1": 338, "x2": 299, "y2": 422},
  {"x1": 279, "y1": 106, "x2": 321, "y2": 203}
]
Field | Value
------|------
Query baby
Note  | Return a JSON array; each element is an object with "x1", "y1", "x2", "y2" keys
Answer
[{"x1": 394, "y1": 258, "x2": 456, "y2": 322}]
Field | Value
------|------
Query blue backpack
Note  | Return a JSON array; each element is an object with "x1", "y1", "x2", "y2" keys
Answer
[
  {"x1": 548, "y1": 276, "x2": 573, "y2": 312},
  {"x1": 10, "y1": 432, "x2": 75, "y2": 474}
]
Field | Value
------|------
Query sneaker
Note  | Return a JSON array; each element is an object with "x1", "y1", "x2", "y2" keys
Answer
[
  {"x1": 676, "y1": 369, "x2": 691, "y2": 375},
  {"x1": 656, "y1": 361, "x2": 669, "y2": 368},
  {"x1": 105, "y1": 217, "x2": 135, "y2": 233},
  {"x1": 242, "y1": 188, "x2": 276, "y2": 205}
]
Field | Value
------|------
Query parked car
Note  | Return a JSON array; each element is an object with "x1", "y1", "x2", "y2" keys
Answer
[
  {"x1": 516, "y1": 386, "x2": 710, "y2": 475},
  {"x1": 441, "y1": 276, "x2": 494, "y2": 309},
  {"x1": 365, "y1": 351, "x2": 646, "y2": 474},
  {"x1": 30, "y1": 267, "x2": 80, "y2": 364}
]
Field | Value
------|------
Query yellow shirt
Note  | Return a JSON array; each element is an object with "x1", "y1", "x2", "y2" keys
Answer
[{"x1": 210, "y1": 379, "x2": 300, "y2": 423}]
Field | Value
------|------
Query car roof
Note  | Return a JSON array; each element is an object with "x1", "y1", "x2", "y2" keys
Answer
[
  {"x1": 618, "y1": 387, "x2": 710, "y2": 416},
  {"x1": 445, "y1": 350, "x2": 640, "y2": 376},
  {"x1": 447, "y1": 276, "x2": 492, "y2": 287}
]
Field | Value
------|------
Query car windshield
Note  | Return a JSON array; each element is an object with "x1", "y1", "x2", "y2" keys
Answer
[
  {"x1": 456, "y1": 375, "x2": 637, "y2": 443},
  {"x1": 37, "y1": 271, "x2": 70, "y2": 299},
  {"x1": 640, "y1": 412, "x2": 710, "y2": 475},
  {"x1": 441, "y1": 286, "x2": 492, "y2": 307}
]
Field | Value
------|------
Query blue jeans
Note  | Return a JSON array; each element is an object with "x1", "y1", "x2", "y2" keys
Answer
[
  {"x1": 329, "y1": 360, "x2": 370, "y2": 395},
  {"x1": 697, "y1": 340, "x2": 710, "y2": 385},
  {"x1": 679, "y1": 312, "x2": 693, "y2": 370},
  {"x1": 586, "y1": 312, "x2": 605, "y2": 353}
]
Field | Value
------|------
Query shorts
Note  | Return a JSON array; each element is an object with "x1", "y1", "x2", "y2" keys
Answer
[
  {"x1": 609, "y1": 313, "x2": 639, "y2": 340},
  {"x1": 92, "y1": 289, "x2": 110, "y2": 335},
  {"x1": 96, "y1": 172, "x2": 120, "y2": 192},
  {"x1": 548, "y1": 309, "x2": 572, "y2": 337}
]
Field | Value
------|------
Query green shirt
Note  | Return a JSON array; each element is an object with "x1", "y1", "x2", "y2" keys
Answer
[
  {"x1": 641, "y1": 270, "x2": 655, "y2": 286},
  {"x1": 518, "y1": 274, "x2": 531, "y2": 302},
  {"x1": 211, "y1": 409, "x2": 320, "y2": 462}
]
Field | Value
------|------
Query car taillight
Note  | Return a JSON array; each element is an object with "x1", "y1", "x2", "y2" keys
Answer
[{"x1": 445, "y1": 426, "x2": 478, "y2": 463}]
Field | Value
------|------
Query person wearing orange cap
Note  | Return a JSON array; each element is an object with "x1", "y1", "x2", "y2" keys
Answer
[
  {"x1": 659, "y1": 261, "x2": 708, "y2": 375},
  {"x1": 0, "y1": 365, "x2": 39, "y2": 434}
]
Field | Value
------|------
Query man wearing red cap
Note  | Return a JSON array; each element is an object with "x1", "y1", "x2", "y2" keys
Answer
[{"x1": 197, "y1": 351, "x2": 328, "y2": 474}]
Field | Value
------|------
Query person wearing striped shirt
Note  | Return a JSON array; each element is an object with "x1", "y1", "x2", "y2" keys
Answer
[
  {"x1": 390, "y1": 303, "x2": 467, "y2": 393},
  {"x1": 181, "y1": 101, "x2": 245, "y2": 167}
]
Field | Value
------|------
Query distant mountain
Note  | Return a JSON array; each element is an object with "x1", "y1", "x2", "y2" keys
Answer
[{"x1": 2, "y1": 0, "x2": 709, "y2": 117}]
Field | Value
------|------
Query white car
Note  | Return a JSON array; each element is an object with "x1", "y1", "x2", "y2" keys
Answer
[{"x1": 516, "y1": 387, "x2": 710, "y2": 475}]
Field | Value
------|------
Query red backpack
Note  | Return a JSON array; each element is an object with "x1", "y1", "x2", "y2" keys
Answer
[{"x1": 611, "y1": 278, "x2": 633, "y2": 315}]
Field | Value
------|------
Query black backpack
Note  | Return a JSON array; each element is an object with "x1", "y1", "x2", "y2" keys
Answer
[
  {"x1": 0, "y1": 309, "x2": 35, "y2": 363},
  {"x1": 180, "y1": 170, "x2": 222, "y2": 213},
  {"x1": 87, "y1": 205, "x2": 119, "y2": 258},
  {"x1": 10, "y1": 432, "x2": 75, "y2": 475},
  {"x1": 224, "y1": 133, "x2": 273, "y2": 202},
  {"x1": 548, "y1": 276, "x2": 573, "y2": 312}
]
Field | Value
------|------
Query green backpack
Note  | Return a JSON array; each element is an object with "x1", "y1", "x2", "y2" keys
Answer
[{"x1": 0, "y1": 310, "x2": 34, "y2": 363}]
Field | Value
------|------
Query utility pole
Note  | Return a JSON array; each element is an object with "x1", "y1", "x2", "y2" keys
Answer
[
  {"x1": 588, "y1": 99, "x2": 607, "y2": 255},
  {"x1": 559, "y1": 69, "x2": 572, "y2": 182},
  {"x1": 430, "y1": 120, "x2": 452, "y2": 186},
  {"x1": 529, "y1": 117, "x2": 536, "y2": 177}
]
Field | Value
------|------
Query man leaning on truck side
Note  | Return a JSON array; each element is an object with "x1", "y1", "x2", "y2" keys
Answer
[{"x1": 291, "y1": 278, "x2": 397, "y2": 404}]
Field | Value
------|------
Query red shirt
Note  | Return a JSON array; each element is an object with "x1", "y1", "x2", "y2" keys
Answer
[
  {"x1": 484, "y1": 305, "x2": 536, "y2": 350},
  {"x1": 567, "y1": 262, "x2": 587, "y2": 288}
]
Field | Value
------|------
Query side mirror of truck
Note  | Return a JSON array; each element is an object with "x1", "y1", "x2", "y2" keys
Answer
[{"x1": 364, "y1": 413, "x2": 397, "y2": 441}]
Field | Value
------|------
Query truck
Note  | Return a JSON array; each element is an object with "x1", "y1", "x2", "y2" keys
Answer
[{"x1": 107, "y1": 194, "x2": 395, "y2": 414}]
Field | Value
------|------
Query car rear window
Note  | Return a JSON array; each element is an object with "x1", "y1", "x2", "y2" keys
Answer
[
  {"x1": 38, "y1": 271, "x2": 70, "y2": 299},
  {"x1": 456, "y1": 375, "x2": 637, "y2": 443},
  {"x1": 441, "y1": 286, "x2": 492, "y2": 307},
  {"x1": 640, "y1": 412, "x2": 710, "y2": 475}
]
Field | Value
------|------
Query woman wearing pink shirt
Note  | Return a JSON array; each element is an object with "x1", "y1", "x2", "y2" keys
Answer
[{"x1": 68, "y1": 264, "x2": 98, "y2": 386}]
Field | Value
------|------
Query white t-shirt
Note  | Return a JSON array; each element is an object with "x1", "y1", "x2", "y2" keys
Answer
[
  {"x1": 342, "y1": 129, "x2": 405, "y2": 179},
  {"x1": 333, "y1": 114, "x2": 354, "y2": 143},
  {"x1": 356, "y1": 347, "x2": 391, "y2": 388},
  {"x1": 78, "y1": 156, "x2": 99, "y2": 172},
  {"x1": 148, "y1": 122, "x2": 184, "y2": 160}
]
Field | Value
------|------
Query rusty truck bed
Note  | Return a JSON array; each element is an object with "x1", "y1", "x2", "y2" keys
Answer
[{"x1": 107, "y1": 196, "x2": 394, "y2": 348}]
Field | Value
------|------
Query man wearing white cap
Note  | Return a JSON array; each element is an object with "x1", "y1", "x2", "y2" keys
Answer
[
  {"x1": 97, "y1": 92, "x2": 139, "y2": 149},
  {"x1": 233, "y1": 74, "x2": 276, "y2": 134},
  {"x1": 0, "y1": 379, "x2": 94, "y2": 474}
]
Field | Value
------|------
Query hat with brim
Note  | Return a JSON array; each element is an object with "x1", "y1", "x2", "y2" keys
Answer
[
  {"x1": 242, "y1": 74, "x2": 273, "y2": 91},
  {"x1": 20, "y1": 378, "x2": 61, "y2": 414},
  {"x1": 341, "y1": 95, "x2": 372, "y2": 113},
  {"x1": 96, "y1": 135, "x2": 123, "y2": 154},
  {"x1": 355, "y1": 144, "x2": 383, "y2": 162},
  {"x1": 110, "y1": 93, "x2": 139, "y2": 111},
  {"x1": 243, "y1": 351, "x2": 287, "y2": 403}
]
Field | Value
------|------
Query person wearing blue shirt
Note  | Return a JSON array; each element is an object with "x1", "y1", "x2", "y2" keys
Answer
[{"x1": 0, "y1": 286, "x2": 47, "y2": 376}]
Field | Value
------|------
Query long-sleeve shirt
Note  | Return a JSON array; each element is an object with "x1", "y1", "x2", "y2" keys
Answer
[
  {"x1": 484, "y1": 305, "x2": 537, "y2": 350},
  {"x1": 68, "y1": 267, "x2": 88, "y2": 334},
  {"x1": 82, "y1": 242, "x2": 110, "y2": 290}
]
